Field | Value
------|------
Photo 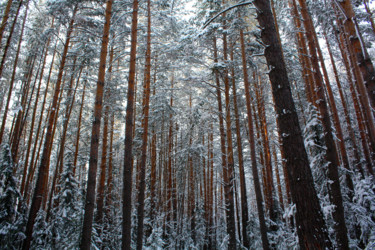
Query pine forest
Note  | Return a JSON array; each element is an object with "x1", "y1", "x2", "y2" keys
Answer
[{"x1": 0, "y1": 0, "x2": 375, "y2": 249}]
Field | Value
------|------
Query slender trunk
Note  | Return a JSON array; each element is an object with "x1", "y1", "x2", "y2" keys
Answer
[
  {"x1": 0, "y1": 4, "x2": 30, "y2": 144},
  {"x1": 335, "y1": 25, "x2": 374, "y2": 175},
  {"x1": 55, "y1": 58, "x2": 79, "y2": 173},
  {"x1": 312, "y1": 22, "x2": 354, "y2": 195},
  {"x1": 324, "y1": 30, "x2": 364, "y2": 176},
  {"x1": 336, "y1": 0, "x2": 375, "y2": 109},
  {"x1": 212, "y1": 35, "x2": 231, "y2": 250},
  {"x1": 10, "y1": 54, "x2": 35, "y2": 162},
  {"x1": 80, "y1": 0, "x2": 112, "y2": 247},
  {"x1": 105, "y1": 111, "x2": 115, "y2": 209},
  {"x1": 42, "y1": 73, "x2": 68, "y2": 210},
  {"x1": 22, "y1": 102, "x2": 50, "y2": 205},
  {"x1": 336, "y1": 11, "x2": 375, "y2": 157},
  {"x1": 122, "y1": 0, "x2": 139, "y2": 248},
  {"x1": 46, "y1": 63, "x2": 82, "y2": 216},
  {"x1": 136, "y1": 0, "x2": 151, "y2": 248},
  {"x1": 73, "y1": 80, "x2": 87, "y2": 174},
  {"x1": 256, "y1": 75, "x2": 277, "y2": 223},
  {"x1": 362, "y1": 0, "x2": 375, "y2": 33},
  {"x1": 221, "y1": 24, "x2": 237, "y2": 248},
  {"x1": 22, "y1": 7, "x2": 76, "y2": 249},
  {"x1": 229, "y1": 42, "x2": 249, "y2": 248},
  {"x1": 19, "y1": 40, "x2": 49, "y2": 205},
  {"x1": 239, "y1": 27, "x2": 270, "y2": 250},
  {"x1": 0, "y1": 0, "x2": 13, "y2": 47},
  {"x1": 0, "y1": 0, "x2": 25, "y2": 80},
  {"x1": 290, "y1": 0, "x2": 316, "y2": 104},
  {"x1": 95, "y1": 104, "x2": 109, "y2": 228},
  {"x1": 21, "y1": 37, "x2": 59, "y2": 199}
]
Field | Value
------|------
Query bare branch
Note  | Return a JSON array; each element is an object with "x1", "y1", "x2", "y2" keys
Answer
[{"x1": 202, "y1": 1, "x2": 254, "y2": 29}]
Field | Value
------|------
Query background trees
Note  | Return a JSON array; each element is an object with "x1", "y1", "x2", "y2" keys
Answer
[{"x1": 0, "y1": 0, "x2": 374, "y2": 249}]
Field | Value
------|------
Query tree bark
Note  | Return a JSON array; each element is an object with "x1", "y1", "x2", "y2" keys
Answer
[
  {"x1": 298, "y1": 1, "x2": 350, "y2": 247},
  {"x1": 122, "y1": 0, "x2": 139, "y2": 249},
  {"x1": 212, "y1": 35, "x2": 233, "y2": 250},
  {"x1": 136, "y1": 0, "x2": 152, "y2": 247},
  {"x1": 335, "y1": 0, "x2": 375, "y2": 109},
  {"x1": 324, "y1": 30, "x2": 364, "y2": 176},
  {"x1": 335, "y1": 24, "x2": 374, "y2": 174},
  {"x1": 252, "y1": 0, "x2": 332, "y2": 248},
  {"x1": 229, "y1": 41, "x2": 249, "y2": 249},
  {"x1": 80, "y1": 0, "x2": 112, "y2": 247},
  {"x1": 220, "y1": 24, "x2": 237, "y2": 248},
  {"x1": 73, "y1": 79, "x2": 87, "y2": 174},
  {"x1": 239, "y1": 27, "x2": 270, "y2": 250}
]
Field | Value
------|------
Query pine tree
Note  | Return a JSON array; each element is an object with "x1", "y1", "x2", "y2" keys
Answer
[
  {"x1": 50, "y1": 156, "x2": 82, "y2": 249},
  {"x1": 0, "y1": 144, "x2": 25, "y2": 249}
]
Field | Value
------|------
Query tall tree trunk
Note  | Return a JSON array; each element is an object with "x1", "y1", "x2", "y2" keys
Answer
[
  {"x1": 239, "y1": 27, "x2": 270, "y2": 250},
  {"x1": 73, "y1": 79, "x2": 87, "y2": 174},
  {"x1": 19, "y1": 40, "x2": 49, "y2": 208},
  {"x1": 147, "y1": 60, "x2": 158, "y2": 239},
  {"x1": 212, "y1": 35, "x2": 232, "y2": 250},
  {"x1": 362, "y1": 0, "x2": 375, "y2": 33},
  {"x1": 22, "y1": 7, "x2": 76, "y2": 249},
  {"x1": 95, "y1": 102, "x2": 109, "y2": 229},
  {"x1": 136, "y1": 0, "x2": 152, "y2": 248},
  {"x1": 20, "y1": 37, "x2": 59, "y2": 199},
  {"x1": 0, "y1": 3, "x2": 30, "y2": 145},
  {"x1": 229, "y1": 42, "x2": 249, "y2": 249},
  {"x1": 297, "y1": 0, "x2": 350, "y2": 247},
  {"x1": 256, "y1": 75, "x2": 278, "y2": 224},
  {"x1": 335, "y1": 5, "x2": 375, "y2": 156},
  {"x1": 252, "y1": 0, "x2": 332, "y2": 248},
  {"x1": 335, "y1": 25, "x2": 374, "y2": 174},
  {"x1": 312, "y1": 19, "x2": 354, "y2": 196},
  {"x1": 336, "y1": 0, "x2": 375, "y2": 109},
  {"x1": 220, "y1": 23, "x2": 237, "y2": 248},
  {"x1": 324, "y1": 30, "x2": 364, "y2": 176},
  {"x1": 0, "y1": 0, "x2": 25, "y2": 81},
  {"x1": 122, "y1": 0, "x2": 139, "y2": 248},
  {"x1": 290, "y1": 0, "x2": 316, "y2": 104},
  {"x1": 10, "y1": 53, "x2": 36, "y2": 163},
  {"x1": 80, "y1": 0, "x2": 112, "y2": 248},
  {"x1": 0, "y1": 0, "x2": 13, "y2": 47}
]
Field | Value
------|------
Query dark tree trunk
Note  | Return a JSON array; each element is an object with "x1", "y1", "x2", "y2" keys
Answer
[
  {"x1": 252, "y1": 0, "x2": 332, "y2": 248},
  {"x1": 122, "y1": 0, "x2": 139, "y2": 249},
  {"x1": 136, "y1": 0, "x2": 152, "y2": 248}
]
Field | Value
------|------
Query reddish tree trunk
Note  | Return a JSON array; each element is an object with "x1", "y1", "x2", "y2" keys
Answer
[
  {"x1": 80, "y1": 0, "x2": 112, "y2": 247},
  {"x1": 22, "y1": 7, "x2": 76, "y2": 249},
  {"x1": 0, "y1": 3, "x2": 30, "y2": 145},
  {"x1": 136, "y1": 0, "x2": 152, "y2": 247},
  {"x1": 229, "y1": 42, "x2": 250, "y2": 248},
  {"x1": 239, "y1": 28, "x2": 270, "y2": 250}
]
